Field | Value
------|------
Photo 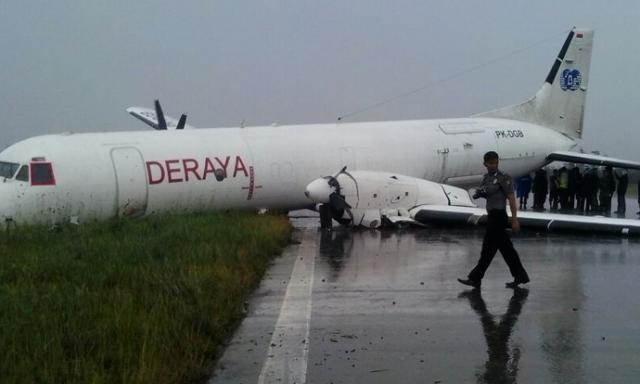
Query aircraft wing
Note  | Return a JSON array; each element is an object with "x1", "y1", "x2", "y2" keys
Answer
[
  {"x1": 547, "y1": 151, "x2": 640, "y2": 170},
  {"x1": 410, "y1": 205, "x2": 640, "y2": 236},
  {"x1": 126, "y1": 107, "x2": 196, "y2": 130}
]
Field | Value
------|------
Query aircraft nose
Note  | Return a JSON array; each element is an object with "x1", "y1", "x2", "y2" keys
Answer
[{"x1": 304, "y1": 178, "x2": 333, "y2": 204}]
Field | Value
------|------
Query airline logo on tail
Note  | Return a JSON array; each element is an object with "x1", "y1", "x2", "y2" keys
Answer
[{"x1": 560, "y1": 68, "x2": 582, "y2": 91}]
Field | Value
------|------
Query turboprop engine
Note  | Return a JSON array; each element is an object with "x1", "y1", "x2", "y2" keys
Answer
[{"x1": 304, "y1": 168, "x2": 475, "y2": 229}]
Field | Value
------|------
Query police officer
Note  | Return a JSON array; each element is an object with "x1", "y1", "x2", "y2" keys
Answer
[
  {"x1": 599, "y1": 166, "x2": 615, "y2": 217},
  {"x1": 637, "y1": 177, "x2": 640, "y2": 216},
  {"x1": 584, "y1": 167, "x2": 600, "y2": 215},
  {"x1": 613, "y1": 168, "x2": 628, "y2": 217},
  {"x1": 458, "y1": 151, "x2": 530, "y2": 289},
  {"x1": 549, "y1": 169, "x2": 559, "y2": 211},
  {"x1": 532, "y1": 168, "x2": 548, "y2": 211}
]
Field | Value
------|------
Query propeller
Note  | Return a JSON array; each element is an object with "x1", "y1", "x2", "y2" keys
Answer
[
  {"x1": 305, "y1": 166, "x2": 354, "y2": 228},
  {"x1": 153, "y1": 99, "x2": 188, "y2": 130}
]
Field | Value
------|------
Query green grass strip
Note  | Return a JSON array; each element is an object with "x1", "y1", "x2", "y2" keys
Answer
[{"x1": 0, "y1": 212, "x2": 292, "y2": 384}]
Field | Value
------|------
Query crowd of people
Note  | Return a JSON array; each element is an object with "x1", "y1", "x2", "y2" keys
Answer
[{"x1": 515, "y1": 165, "x2": 636, "y2": 218}]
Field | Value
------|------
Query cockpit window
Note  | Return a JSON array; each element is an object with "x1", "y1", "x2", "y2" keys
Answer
[
  {"x1": 0, "y1": 161, "x2": 19, "y2": 179},
  {"x1": 15, "y1": 165, "x2": 29, "y2": 182},
  {"x1": 30, "y1": 162, "x2": 56, "y2": 186}
]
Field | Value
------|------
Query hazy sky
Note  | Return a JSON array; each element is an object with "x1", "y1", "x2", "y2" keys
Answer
[{"x1": 1, "y1": 1, "x2": 639, "y2": 159}]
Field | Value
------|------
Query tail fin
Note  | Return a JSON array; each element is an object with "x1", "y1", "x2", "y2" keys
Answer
[{"x1": 476, "y1": 28, "x2": 594, "y2": 139}]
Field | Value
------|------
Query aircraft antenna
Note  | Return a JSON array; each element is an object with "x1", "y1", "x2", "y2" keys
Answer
[{"x1": 336, "y1": 29, "x2": 570, "y2": 122}]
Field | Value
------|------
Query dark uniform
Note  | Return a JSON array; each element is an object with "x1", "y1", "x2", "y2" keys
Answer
[
  {"x1": 532, "y1": 169, "x2": 548, "y2": 211},
  {"x1": 584, "y1": 168, "x2": 600, "y2": 215},
  {"x1": 467, "y1": 171, "x2": 529, "y2": 285},
  {"x1": 614, "y1": 170, "x2": 628, "y2": 216},
  {"x1": 598, "y1": 167, "x2": 615, "y2": 217},
  {"x1": 637, "y1": 178, "x2": 640, "y2": 215}
]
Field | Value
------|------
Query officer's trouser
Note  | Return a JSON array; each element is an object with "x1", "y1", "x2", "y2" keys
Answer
[{"x1": 468, "y1": 210, "x2": 529, "y2": 282}]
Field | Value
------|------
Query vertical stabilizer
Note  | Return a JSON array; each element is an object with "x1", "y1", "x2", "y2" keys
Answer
[{"x1": 476, "y1": 29, "x2": 594, "y2": 139}]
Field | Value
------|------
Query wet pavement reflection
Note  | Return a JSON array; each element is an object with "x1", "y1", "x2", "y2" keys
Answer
[
  {"x1": 459, "y1": 288, "x2": 528, "y2": 383},
  {"x1": 210, "y1": 216, "x2": 640, "y2": 384}
]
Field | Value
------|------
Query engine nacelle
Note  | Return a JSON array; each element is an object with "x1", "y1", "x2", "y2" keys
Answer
[{"x1": 305, "y1": 170, "x2": 475, "y2": 228}]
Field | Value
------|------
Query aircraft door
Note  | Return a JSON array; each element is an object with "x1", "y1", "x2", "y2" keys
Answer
[
  {"x1": 428, "y1": 135, "x2": 451, "y2": 183},
  {"x1": 110, "y1": 147, "x2": 148, "y2": 218},
  {"x1": 438, "y1": 123, "x2": 497, "y2": 187}
]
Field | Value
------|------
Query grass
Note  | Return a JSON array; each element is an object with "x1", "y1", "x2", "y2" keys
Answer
[{"x1": 0, "y1": 212, "x2": 292, "y2": 384}]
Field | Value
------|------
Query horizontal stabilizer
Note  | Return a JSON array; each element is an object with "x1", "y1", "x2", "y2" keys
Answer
[
  {"x1": 410, "y1": 205, "x2": 640, "y2": 236},
  {"x1": 126, "y1": 107, "x2": 195, "y2": 130},
  {"x1": 547, "y1": 151, "x2": 640, "y2": 170}
]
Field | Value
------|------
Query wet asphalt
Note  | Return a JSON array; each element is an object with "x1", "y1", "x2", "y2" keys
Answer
[{"x1": 210, "y1": 204, "x2": 640, "y2": 384}]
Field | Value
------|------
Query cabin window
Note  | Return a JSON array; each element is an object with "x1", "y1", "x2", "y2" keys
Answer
[
  {"x1": 0, "y1": 161, "x2": 19, "y2": 179},
  {"x1": 15, "y1": 165, "x2": 29, "y2": 182},
  {"x1": 30, "y1": 162, "x2": 56, "y2": 186}
]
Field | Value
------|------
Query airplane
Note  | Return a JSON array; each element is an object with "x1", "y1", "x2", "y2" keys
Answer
[
  {"x1": 126, "y1": 100, "x2": 195, "y2": 130},
  {"x1": 1, "y1": 28, "x2": 640, "y2": 235}
]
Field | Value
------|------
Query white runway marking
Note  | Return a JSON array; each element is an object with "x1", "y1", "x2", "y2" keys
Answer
[{"x1": 258, "y1": 230, "x2": 316, "y2": 384}]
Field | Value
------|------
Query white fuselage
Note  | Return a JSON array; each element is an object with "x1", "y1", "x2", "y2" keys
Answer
[{"x1": 0, "y1": 117, "x2": 575, "y2": 224}]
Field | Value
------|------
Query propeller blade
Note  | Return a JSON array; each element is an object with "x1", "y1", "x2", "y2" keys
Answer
[
  {"x1": 329, "y1": 191, "x2": 354, "y2": 223},
  {"x1": 176, "y1": 114, "x2": 187, "y2": 130},
  {"x1": 333, "y1": 165, "x2": 347, "y2": 178},
  {"x1": 154, "y1": 99, "x2": 168, "y2": 130},
  {"x1": 329, "y1": 192, "x2": 350, "y2": 211}
]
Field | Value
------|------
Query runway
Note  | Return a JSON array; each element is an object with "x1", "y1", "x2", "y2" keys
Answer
[{"x1": 210, "y1": 212, "x2": 640, "y2": 383}]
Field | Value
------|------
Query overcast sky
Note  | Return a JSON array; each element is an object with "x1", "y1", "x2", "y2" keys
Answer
[{"x1": 1, "y1": 1, "x2": 639, "y2": 159}]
